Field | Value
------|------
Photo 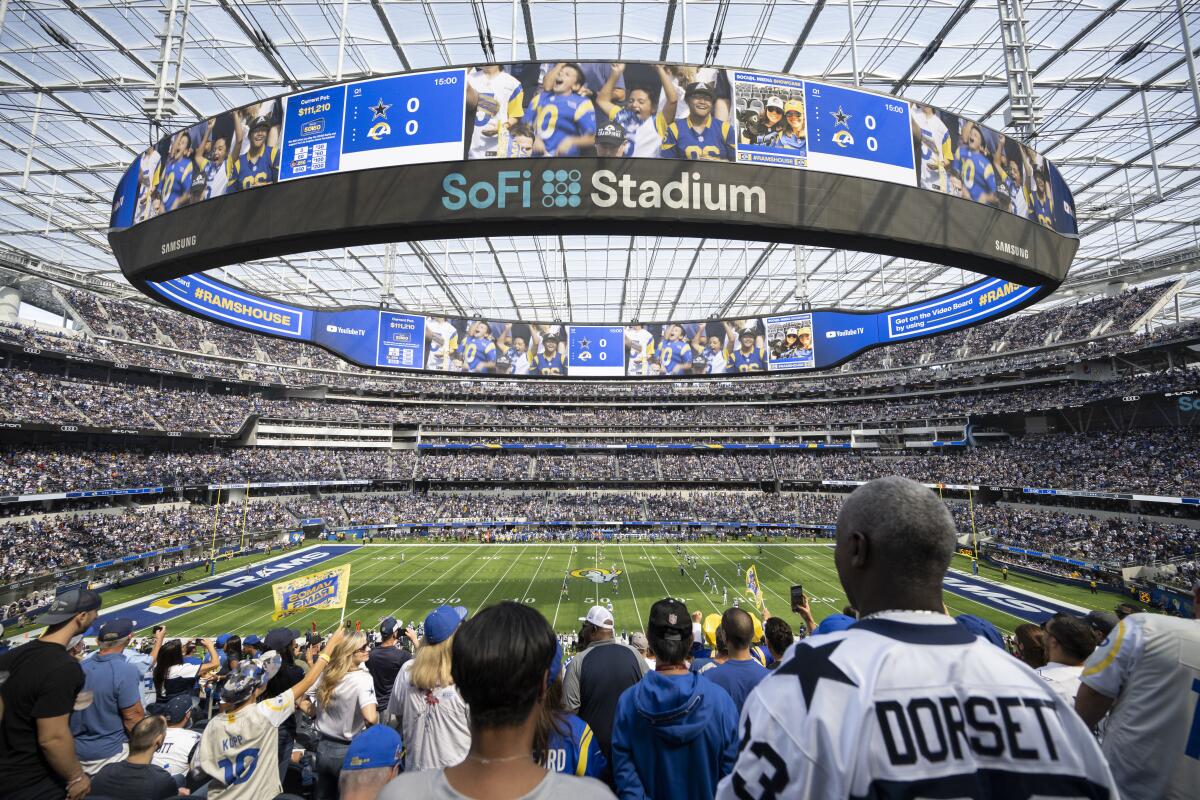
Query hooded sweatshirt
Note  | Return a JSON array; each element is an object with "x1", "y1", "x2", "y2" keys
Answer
[{"x1": 610, "y1": 669, "x2": 739, "y2": 800}]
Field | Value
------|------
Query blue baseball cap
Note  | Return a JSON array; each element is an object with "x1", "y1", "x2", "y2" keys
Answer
[
  {"x1": 343, "y1": 725, "x2": 403, "y2": 772},
  {"x1": 97, "y1": 618, "x2": 136, "y2": 645},
  {"x1": 380, "y1": 617, "x2": 400, "y2": 638},
  {"x1": 955, "y1": 614, "x2": 1006, "y2": 649},
  {"x1": 147, "y1": 694, "x2": 193, "y2": 725},
  {"x1": 424, "y1": 605, "x2": 468, "y2": 645},
  {"x1": 243, "y1": 634, "x2": 263, "y2": 647},
  {"x1": 216, "y1": 633, "x2": 233, "y2": 647},
  {"x1": 812, "y1": 614, "x2": 856, "y2": 636}
]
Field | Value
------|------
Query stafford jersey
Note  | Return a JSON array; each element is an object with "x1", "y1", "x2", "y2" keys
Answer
[
  {"x1": 228, "y1": 146, "x2": 279, "y2": 192},
  {"x1": 658, "y1": 339, "x2": 693, "y2": 375},
  {"x1": 1080, "y1": 614, "x2": 1200, "y2": 800},
  {"x1": 468, "y1": 70, "x2": 524, "y2": 158},
  {"x1": 526, "y1": 91, "x2": 596, "y2": 156},
  {"x1": 717, "y1": 614, "x2": 1118, "y2": 800},
  {"x1": 159, "y1": 158, "x2": 193, "y2": 210},
  {"x1": 730, "y1": 346, "x2": 767, "y2": 373},
  {"x1": 461, "y1": 335, "x2": 497, "y2": 372},
  {"x1": 198, "y1": 690, "x2": 296, "y2": 800},
  {"x1": 953, "y1": 146, "x2": 996, "y2": 202},
  {"x1": 662, "y1": 116, "x2": 736, "y2": 161},
  {"x1": 1032, "y1": 193, "x2": 1054, "y2": 228},
  {"x1": 545, "y1": 714, "x2": 607, "y2": 780},
  {"x1": 533, "y1": 351, "x2": 566, "y2": 376},
  {"x1": 613, "y1": 108, "x2": 669, "y2": 159}
]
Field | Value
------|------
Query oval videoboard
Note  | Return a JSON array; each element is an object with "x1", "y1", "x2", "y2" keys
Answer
[{"x1": 108, "y1": 61, "x2": 1079, "y2": 378}]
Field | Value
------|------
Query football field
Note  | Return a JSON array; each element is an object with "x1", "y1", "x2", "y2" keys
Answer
[{"x1": 104, "y1": 542, "x2": 1122, "y2": 641}]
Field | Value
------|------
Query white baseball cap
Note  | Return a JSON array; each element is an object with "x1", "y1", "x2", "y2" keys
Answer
[{"x1": 579, "y1": 605, "x2": 615, "y2": 630}]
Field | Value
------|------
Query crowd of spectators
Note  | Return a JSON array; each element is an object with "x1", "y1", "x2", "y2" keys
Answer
[
  {"x1": 0, "y1": 359, "x2": 1195, "y2": 436},
  {"x1": 0, "y1": 279, "x2": 1178, "y2": 403},
  {"x1": 0, "y1": 446, "x2": 416, "y2": 495},
  {"x1": 968, "y1": 504, "x2": 1200, "y2": 569},
  {"x1": 0, "y1": 425, "x2": 1194, "y2": 499},
  {"x1": 2, "y1": 477, "x2": 1195, "y2": 800},
  {"x1": 0, "y1": 499, "x2": 331, "y2": 583}
]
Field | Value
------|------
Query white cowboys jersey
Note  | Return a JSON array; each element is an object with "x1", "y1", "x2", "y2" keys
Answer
[
  {"x1": 717, "y1": 611, "x2": 1118, "y2": 799},
  {"x1": 1080, "y1": 613, "x2": 1200, "y2": 800}
]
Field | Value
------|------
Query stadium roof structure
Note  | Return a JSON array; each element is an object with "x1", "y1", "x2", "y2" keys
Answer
[{"x1": 0, "y1": 0, "x2": 1198, "y2": 324}]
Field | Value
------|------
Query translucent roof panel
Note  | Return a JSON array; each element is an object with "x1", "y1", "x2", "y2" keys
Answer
[{"x1": 0, "y1": 0, "x2": 1197, "y2": 321}]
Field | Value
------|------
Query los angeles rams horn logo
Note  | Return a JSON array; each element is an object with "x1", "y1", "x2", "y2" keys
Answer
[{"x1": 569, "y1": 567, "x2": 622, "y2": 584}]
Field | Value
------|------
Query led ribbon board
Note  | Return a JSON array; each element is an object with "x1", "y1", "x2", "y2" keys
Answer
[{"x1": 109, "y1": 61, "x2": 1078, "y2": 377}]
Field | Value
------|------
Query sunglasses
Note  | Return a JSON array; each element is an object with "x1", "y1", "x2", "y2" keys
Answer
[{"x1": 785, "y1": 111, "x2": 802, "y2": 118}]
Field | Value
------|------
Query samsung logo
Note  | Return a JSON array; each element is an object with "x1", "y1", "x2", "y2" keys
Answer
[
  {"x1": 161, "y1": 235, "x2": 197, "y2": 255},
  {"x1": 993, "y1": 240, "x2": 1029, "y2": 260},
  {"x1": 825, "y1": 327, "x2": 865, "y2": 339}
]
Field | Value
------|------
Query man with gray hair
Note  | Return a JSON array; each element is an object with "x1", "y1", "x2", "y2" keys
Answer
[
  {"x1": 71, "y1": 618, "x2": 145, "y2": 775},
  {"x1": 718, "y1": 476, "x2": 1118, "y2": 799},
  {"x1": 1075, "y1": 579, "x2": 1200, "y2": 800}
]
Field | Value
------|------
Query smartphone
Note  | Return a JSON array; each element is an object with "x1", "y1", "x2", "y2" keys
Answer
[{"x1": 790, "y1": 584, "x2": 805, "y2": 613}]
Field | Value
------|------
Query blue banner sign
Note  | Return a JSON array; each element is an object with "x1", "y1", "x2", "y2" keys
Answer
[
  {"x1": 152, "y1": 273, "x2": 1041, "y2": 376},
  {"x1": 149, "y1": 275, "x2": 311, "y2": 339}
]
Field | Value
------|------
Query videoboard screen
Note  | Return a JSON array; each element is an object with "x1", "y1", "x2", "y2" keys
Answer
[
  {"x1": 111, "y1": 61, "x2": 1076, "y2": 237},
  {"x1": 148, "y1": 273, "x2": 1040, "y2": 377}
]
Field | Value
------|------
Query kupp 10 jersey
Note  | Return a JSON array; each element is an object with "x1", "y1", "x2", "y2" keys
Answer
[
  {"x1": 718, "y1": 613, "x2": 1118, "y2": 799},
  {"x1": 198, "y1": 689, "x2": 296, "y2": 800}
]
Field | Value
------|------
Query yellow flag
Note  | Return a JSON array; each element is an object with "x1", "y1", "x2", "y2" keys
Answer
[
  {"x1": 272, "y1": 564, "x2": 351, "y2": 621},
  {"x1": 744, "y1": 564, "x2": 764, "y2": 613}
]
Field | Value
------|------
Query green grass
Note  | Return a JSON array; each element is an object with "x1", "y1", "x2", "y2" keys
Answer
[{"x1": 120, "y1": 542, "x2": 1137, "y2": 640}]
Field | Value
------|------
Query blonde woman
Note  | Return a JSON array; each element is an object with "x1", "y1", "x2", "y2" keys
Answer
[
  {"x1": 385, "y1": 605, "x2": 471, "y2": 771},
  {"x1": 308, "y1": 630, "x2": 377, "y2": 800}
]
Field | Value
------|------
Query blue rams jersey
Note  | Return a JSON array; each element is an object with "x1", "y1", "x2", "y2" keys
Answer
[
  {"x1": 749, "y1": 644, "x2": 774, "y2": 668},
  {"x1": 952, "y1": 146, "x2": 996, "y2": 202},
  {"x1": 545, "y1": 714, "x2": 606, "y2": 779},
  {"x1": 228, "y1": 146, "x2": 279, "y2": 192},
  {"x1": 662, "y1": 115, "x2": 736, "y2": 161},
  {"x1": 533, "y1": 351, "x2": 566, "y2": 376},
  {"x1": 1032, "y1": 193, "x2": 1054, "y2": 228},
  {"x1": 159, "y1": 158, "x2": 193, "y2": 210},
  {"x1": 460, "y1": 335, "x2": 497, "y2": 372},
  {"x1": 658, "y1": 338, "x2": 694, "y2": 375},
  {"x1": 730, "y1": 346, "x2": 767, "y2": 373},
  {"x1": 526, "y1": 91, "x2": 597, "y2": 156}
]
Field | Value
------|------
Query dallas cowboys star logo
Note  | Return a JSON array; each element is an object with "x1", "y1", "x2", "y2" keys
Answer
[
  {"x1": 776, "y1": 639, "x2": 857, "y2": 708},
  {"x1": 370, "y1": 98, "x2": 391, "y2": 120},
  {"x1": 830, "y1": 105, "x2": 851, "y2": 128},
  {"x1": 579, "y1": 338, "x2": 591, "y2": 349}
]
